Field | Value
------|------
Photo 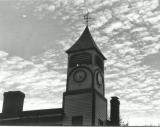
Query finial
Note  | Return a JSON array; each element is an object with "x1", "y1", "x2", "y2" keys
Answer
[{"x1": 84, "y1": 11, "x2": 92, "y2": 26}]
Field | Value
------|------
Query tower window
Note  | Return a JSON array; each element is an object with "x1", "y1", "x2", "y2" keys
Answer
[
  {"x1": 69, "y1": 53, "x2": 92, "y2": 67},
  {"x1": 72, "y1": 116, "x2": 83, "y2": 125},
  {"x1": 95, "y1": 55, "x2": 104, "y2": 70}
]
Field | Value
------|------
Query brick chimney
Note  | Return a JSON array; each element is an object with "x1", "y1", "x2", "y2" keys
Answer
[
  {"x1": 2, "y1": 91, "x2": 25, "y2": 117},
  {"x1": 110, "y1": 96, "x2": 120, "y2": 126}
]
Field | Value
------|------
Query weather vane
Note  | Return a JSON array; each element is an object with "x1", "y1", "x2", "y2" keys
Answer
[{"x1": 83, "y1": 11, "x2": 92, "y2": 26}]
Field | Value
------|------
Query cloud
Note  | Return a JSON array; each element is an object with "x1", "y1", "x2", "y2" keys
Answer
[
  {"x1": 3, "y1": 0, "x2": 160, "y2": 125},
  {"x1": 103, "y1": 21, "x2": 123, "y2": 33},
  {"x1": 47, "y1": 5, "x2": 55, "y2": 11},
  {"x1": 0, "y1": 49, "x2": 66, "y2": 112}
]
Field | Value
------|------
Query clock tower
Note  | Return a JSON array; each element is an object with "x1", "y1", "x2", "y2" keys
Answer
[{"x1": 63, "y1": 26, "x2": 107, "y2": 126}]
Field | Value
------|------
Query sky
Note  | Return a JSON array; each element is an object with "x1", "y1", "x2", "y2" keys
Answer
[{"x1": 0, "y1": 0, "x2": 160, "y2": 126}]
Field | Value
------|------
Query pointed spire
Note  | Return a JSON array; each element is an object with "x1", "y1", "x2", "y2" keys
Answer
[{"x1": 66, "y1": 26, "x2": 106, "y2": 60}]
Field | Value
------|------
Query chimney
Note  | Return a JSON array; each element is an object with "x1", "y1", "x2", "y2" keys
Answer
[
  {"x1": 2, "y1": 91, "x2": 25, "y2": 117},
  {"x1": 110, "y1": 96, "x2": 120, "y2": 126}
]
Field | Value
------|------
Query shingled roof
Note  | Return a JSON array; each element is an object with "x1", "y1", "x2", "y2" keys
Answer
[{"x1": 66, "y1": 26, "x2": 106, "y2": 59}]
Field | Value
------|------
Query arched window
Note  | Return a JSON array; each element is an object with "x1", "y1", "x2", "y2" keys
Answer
[{"x1": 69, "y1": 53, "x2": 92, "y2": 67}]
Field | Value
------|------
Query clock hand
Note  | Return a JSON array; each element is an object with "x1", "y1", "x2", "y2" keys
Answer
[{"x1": 79, "y1": 75, "x2": 82, "y2": 79}]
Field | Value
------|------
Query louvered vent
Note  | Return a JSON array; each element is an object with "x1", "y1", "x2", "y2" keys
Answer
[
  {"x1": 69, "y1": 53, "x2": 92, "y2": 67},
  {"x1": 95, "y1": 55, "x2": 104, "y2": 70}
]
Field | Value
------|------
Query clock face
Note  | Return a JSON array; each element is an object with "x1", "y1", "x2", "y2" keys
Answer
[
  {"x1": 97, "y1": 72, "x2": 103, "y2": 87},
  {"x1": 73, "y1": 69, "x2": 86, "y2": 83}
]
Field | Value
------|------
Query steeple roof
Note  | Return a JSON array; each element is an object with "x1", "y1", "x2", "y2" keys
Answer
[{"x1": 66, "y1": 26, "x2": 106, "y2": 59}]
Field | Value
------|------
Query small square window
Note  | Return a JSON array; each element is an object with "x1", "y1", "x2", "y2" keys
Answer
[{"x1": 72, "y1": 116, "x2": 83, "y2": 125}]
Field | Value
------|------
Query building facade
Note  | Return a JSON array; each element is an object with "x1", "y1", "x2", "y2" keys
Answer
[{"x1": 0, "y1": 26, "x2": 120, "y2": 126}]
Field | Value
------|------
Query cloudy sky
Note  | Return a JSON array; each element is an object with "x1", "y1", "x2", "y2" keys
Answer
[{"x1": 0, "y1": 0, "x2": 160, "y2": 125}]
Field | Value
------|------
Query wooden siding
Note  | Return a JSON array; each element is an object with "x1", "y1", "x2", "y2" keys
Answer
[
  {"x1": 0, "y1": 115, "x2": 63, "y2": 126},
  {"x1": 63, "y1": 92, "x2": 93, "y2": 125},
  {"x1": 95, "y1": 93, "x2": 107, "y2": 125}
]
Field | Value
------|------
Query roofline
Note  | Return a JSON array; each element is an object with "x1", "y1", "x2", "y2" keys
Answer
[
  {"x1": 0, "y1": 108, "x2": 64, "y2": 119},
  {"x1": 22, "y1": 108, "x2": 63, "y2": 113},
  {"x1": 66, "y1": 48, "x2": 106, "y2": 60}
]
